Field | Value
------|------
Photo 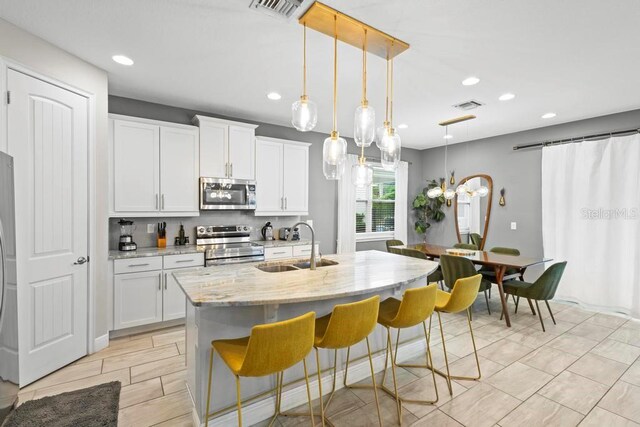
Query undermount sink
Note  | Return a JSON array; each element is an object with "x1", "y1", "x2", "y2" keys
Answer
[
  {"x1": 256, "y1": 264, "x2": 300, "y2": 273},
  {"x1": 292, "y1": 259, "x2": 339, "y2": 269},
  {"x1": 255, "y1": 259, "x2": 339, "y2": 273}
]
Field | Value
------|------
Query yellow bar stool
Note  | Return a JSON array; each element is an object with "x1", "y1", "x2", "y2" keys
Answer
[
  {"x1": 314, "y1": 295, "x2": 383, "y2": 427},
  {"x1": 432, "y1": 274, "x2": 483, "y2": 395},
  {"x1": 205, "y1": 311, "x2": 316, "y2": 427},
  {"x1": 376, "y1": 283, "x2": 439, "y2": 425}
]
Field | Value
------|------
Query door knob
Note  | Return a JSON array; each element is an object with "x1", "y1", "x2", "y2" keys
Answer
[{"x1": 74, "y1": 256, "x2": 88, "y2": 265}]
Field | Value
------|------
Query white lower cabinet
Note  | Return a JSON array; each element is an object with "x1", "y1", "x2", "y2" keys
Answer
[
  {"x1": 264, "y1": 244, "x2": 319, "y2": 260},
  {"x1": 112, "y1": 253, "x2": 204, "y2": 330},
  {"x1": 163, "y1": 267, "x2": 193, "y2": 321},
  {"x1": 114, "y1": 270, "x2": 163, "y2": 330}
]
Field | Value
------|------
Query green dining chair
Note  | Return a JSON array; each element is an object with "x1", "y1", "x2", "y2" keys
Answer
[
  {"x1": 469, "y1": 233, "x2": 483, "y2": 249},
  {"x1": 453, "y1": 243, "x2": 478, "y2": 250},
  {"x1": 440, "y1": 254, "x2": 493, "y2": 315},
  {"x1": 386, "y1": 239, "x2": 404, "y2": 255},
  {"x1": 503, "y1": 262, "x2": 567, "y2": 332},
  {"x1": 480, "y1": 247, "x2": 524, "y2": 300},
  {"x1": 401, "y1": 248, "x2": 444, "y2": 287}
]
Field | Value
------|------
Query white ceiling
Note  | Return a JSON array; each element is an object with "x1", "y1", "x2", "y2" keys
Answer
[{"x1": 2, "y1": 0, "x2": 639, "y2": 149}]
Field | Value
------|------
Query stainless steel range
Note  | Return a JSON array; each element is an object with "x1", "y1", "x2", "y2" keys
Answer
[{"x1": 196, "y1": 225, "x2": 264, "y2": 267}]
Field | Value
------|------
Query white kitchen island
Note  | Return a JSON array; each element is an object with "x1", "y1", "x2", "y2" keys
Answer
[{"x1": 172, "y1": 250, "x2": 438, "y2": 426}]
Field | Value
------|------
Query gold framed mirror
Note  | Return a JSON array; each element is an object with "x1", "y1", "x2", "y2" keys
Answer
[{"x1": 453, "y1": 174, "x2": 493, "y2": 250}]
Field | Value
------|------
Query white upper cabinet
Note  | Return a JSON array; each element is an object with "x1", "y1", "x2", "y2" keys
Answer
[
  {"x1": 160, "y1": 126, "x2": 199, "y2": 212},
  {"x1": 109, "y1": 115, "x2": 200, "y2": 217},
  {"x1": 192, "y1": 115, "x2": 258, "y2": 180},
  {"x1": 255, "y1": 139, "x2": 283, "y2": 212},
  {"x1": 255, "y1": 136, "x2": 310, "y2": 216},
  {"x1": 113, "y1": 120, "x2": 159, "y2": 212}
]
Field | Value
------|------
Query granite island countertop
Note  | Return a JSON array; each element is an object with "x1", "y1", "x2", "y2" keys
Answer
[{"x1": 172, "y1": 250, "x2": 438, "y2": 307}]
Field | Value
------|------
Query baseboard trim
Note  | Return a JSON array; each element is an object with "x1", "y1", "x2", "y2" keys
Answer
[
  {"x1": 93, "y1": 333, "x2": 109, "y2": 353},
  {"x1": 196, "y1": 337, "x2": 428, "y2": 427}
]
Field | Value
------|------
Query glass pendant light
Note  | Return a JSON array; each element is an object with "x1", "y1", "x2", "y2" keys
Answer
[
  {"x1": 292, "y1": 23, "x2": 318, "y2": 132},
  {"x1": 380, "y1": 57, "x2": 401, "y2": 170},
  {"x1": 354, "y1": 30, "x2": 375, "y2": 147},
  {"x1": 351, "y1": 156, "x2": 373, "y2": 187},
  {"x1": 323, "y1": 16, "x2": 347, "y2": 180}
]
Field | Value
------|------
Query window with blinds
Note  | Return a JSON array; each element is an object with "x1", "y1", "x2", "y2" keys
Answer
[{"x1": 356, "y1": 166, "x2": 395, "y2": 236}]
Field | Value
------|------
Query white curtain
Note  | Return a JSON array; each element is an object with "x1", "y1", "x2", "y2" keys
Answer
[
  {"x1": 394, "y1": 161, "x2": 409, "y2": 243},
  {"x1": 542, "y1": 134, "x2": 640, "y2": 317},
  {"x1": 337, "y1": 155, "x2": 359, "y2": 254}
]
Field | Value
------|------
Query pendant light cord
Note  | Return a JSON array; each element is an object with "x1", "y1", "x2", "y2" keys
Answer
[
  {"x1": 384, "y1": 57, "x2": 389, "y2": 123},
  {"x1": 362, "y1": 29, "x2": 367, "y2": 103},
  {"x1": 390, "y1": 53, "x2": 394, "y2": 127},
  {"x1": 444, "y1": 126, "x2": 449, "y2": 184},
  {"x1": 332, "y1": 15, "x2": 337, "y2": 133},
  {"x1": 303, "y1": 22, "x2": 307, "y2": 96}
]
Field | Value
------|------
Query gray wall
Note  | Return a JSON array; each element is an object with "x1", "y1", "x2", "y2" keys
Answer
[
  {"x1": 420, "y1": 108, "x2": 640, "y2": 279},
  {"x1": 109, "y1": 96, "x2": 425, "y2": 254},
  {"x1": 0, "y1": 19, "x2": 111, "y2": 340}
]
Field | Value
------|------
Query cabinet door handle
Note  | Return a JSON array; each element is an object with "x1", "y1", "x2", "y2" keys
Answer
[
  {"x1": 273, "y1": 251, "x2": 287, "y2": 255},
  {"x1": 155, "y1": 194, "x2": 159, "y2": 210},
  {"x1": 225, "y1": 162, "x2": 229, "y2": 177},
  {"x1": 159, "y1": 274, "x2": 162, "y2": 290},
  {"x1": 128, "y1": 263, "x2": 149, "y2": 267},
  {"x1": 285, "y1": 197, "x2": 287, "y2": 210},
  {"x1": 230, "y1": 163, "x2": 233, "y2": 177},
  {"x1": 162, "y1": 194, "x2": 165, "y2": 210},
  {"x1": 175, "y1": 259, "x2": 194, "y2": 263},
  {"x1": 164, "y1": 273, "x2": 168, "y2": 290}
]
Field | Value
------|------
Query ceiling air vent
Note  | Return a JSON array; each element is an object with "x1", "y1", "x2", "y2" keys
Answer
[
  {"x1": 453, "y1": 100, "x2": 484, "y2": 111},
  {"x1": 249, "y1": 0, "x2": 303, "y2": 19}
]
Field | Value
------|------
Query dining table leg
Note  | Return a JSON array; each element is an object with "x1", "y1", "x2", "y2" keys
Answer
[{"x1": 494, "y1": 265, "x2": 511, "y2": 327}]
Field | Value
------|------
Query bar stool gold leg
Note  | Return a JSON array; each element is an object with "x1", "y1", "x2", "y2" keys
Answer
[
  {"x1": 267, "y1": 372, "x2": 282, "y2": 427},
  {"x1": 315, "y1": 348, "x2": 326, "y2": 427},
  {"x1": 205, "y1": 348, "x2": 214, "y2": 427},
  {"x1": 302, "y1": 358, "x2": 316, "y2": 427},
  {"x1": 235, "y1": 375, "x2": 243, "y2": 427},
  {"x1": 386, "y1": 327, "x2": 402, "y2": 424},
  {"x1": 437, "y1": 311, "x2": 453, "y2": 395},
  {"x1": 366, "y1": 337, "x2": 383, "y2": 427}
]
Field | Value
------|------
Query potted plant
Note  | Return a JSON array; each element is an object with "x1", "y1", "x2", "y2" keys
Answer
[{"x1": 413, "y1": 179, "x2": 446, "y2": 241}]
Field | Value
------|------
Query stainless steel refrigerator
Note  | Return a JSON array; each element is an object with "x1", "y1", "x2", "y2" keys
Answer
[{"x1": 0, "y1": 151, "x2": 18, "y2": 423}]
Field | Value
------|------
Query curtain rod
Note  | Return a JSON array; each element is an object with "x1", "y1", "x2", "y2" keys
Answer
[{"x1": 512, "y1": 128, "x2": 640, "y2": 151}]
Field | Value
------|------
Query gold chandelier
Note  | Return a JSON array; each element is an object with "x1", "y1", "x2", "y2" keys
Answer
[{"x1": 297, "y1": 2, "x2": 410, "y2": 183}]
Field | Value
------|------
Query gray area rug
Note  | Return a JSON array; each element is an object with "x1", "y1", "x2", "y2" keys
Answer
[{"x1": 2, "y1": 381, "x2": 121, "y2": 427}]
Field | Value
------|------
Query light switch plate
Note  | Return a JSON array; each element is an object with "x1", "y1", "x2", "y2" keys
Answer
[
  {"x1": 510, "y1": 222, "x2": 517, "y2": 230},
  {"x1": 147, "y1": 223, "x2": 155, "y2": 233},
  {"x1": 307, "y1": 219, "x2": 313, "y2": 228}
]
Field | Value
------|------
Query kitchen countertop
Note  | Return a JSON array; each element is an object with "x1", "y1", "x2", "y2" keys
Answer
[
  {"x1": 253, "y1": 239, "x2": 317, "y2": 248},
  {"x1": 172, "y1": 250, "x2": 438, "y2": 307},
  {"x1": 109, "y1": 240, "x2": 316, "y2": 259},
  {"x1": 108, "y1": 245, "x2": 204, "y2": 260}
]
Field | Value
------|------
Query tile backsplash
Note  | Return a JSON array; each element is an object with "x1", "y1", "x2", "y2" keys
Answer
[{"x1": 109, "y1": 211, "x2": 305, "y2": 250}]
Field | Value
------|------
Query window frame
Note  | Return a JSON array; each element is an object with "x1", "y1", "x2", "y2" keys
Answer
[{"x1": 355, "y1": 164, "x2": 397, "y2": 243}]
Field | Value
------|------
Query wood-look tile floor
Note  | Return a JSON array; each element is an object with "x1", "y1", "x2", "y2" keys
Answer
[{"x1": 17, "y1": 297, "x2": 640, "y2": 426}]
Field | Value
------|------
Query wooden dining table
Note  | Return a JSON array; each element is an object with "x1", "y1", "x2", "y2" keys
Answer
[{"x1": 391, "y1": 243, "x2": 551, "y2": 327}]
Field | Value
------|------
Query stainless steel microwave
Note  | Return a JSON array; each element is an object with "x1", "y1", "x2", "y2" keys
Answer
[{"x1": 200, "y1": 178, "x2": 256, "y2": 210}]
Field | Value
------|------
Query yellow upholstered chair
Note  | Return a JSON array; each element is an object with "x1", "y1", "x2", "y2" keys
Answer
[
  {"x1": 314, "y1": 295, "x2": 382, "y2": 427},
  {"x1": 205, "y1": 311, "x2": 316, "y2": 427},
  {"x1": 377, "y1": 284, "x2": 439, "y2": 424},
  {"x1": 433, "y1": 274, "x2": 483, "y2": 394}
]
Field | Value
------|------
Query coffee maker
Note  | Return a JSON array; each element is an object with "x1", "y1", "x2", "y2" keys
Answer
[{"x1": 118, "y1": 218, "x2": 137, "y2": 251}]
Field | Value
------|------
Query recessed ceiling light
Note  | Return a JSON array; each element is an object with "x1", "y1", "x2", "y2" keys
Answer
[
  {"x1": 266, "y1": 92, "x2": 282, "y2": 101},
  {"x1": 112, "y1": 55, "x2": 134, "y2": 66},
  {"x1": 397, "y1": 123, "x2": 408, "y2": 129},
  {"x1": 462, "y1": 76, "x2": 480, "y2": 86},
  {"x1": 443, "y1": 134, "x2": 453, "y2": 140},
  {"x1": 541, "y1": 112, "x2": 557, "y2": 119},
  {"x1": 499, "y1": 93, "x2": 515, "y2": 101}
]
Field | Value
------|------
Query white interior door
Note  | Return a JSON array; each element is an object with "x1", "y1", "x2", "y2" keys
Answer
[
  {"x1": 160, "y1": 126, "x2": 198, "y2": 213},
  {"x1": 8, "y1": 69, "x2": 89, "y2": 385}
]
